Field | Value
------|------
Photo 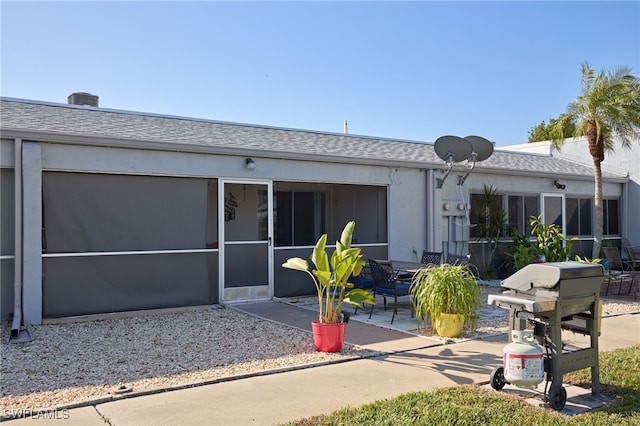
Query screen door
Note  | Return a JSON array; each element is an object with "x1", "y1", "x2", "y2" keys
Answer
[{"x1": 219, "y1": 180, "x2": 273, "y2": 301}]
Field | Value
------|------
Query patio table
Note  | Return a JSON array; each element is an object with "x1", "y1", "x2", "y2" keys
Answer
[{"x1": 388, "y1": 260, "x2": 429, "y2": 281}]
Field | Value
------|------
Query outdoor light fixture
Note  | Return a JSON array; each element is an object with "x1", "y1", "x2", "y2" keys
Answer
[
  {"x1": 245, "y1": 158, "x2": 256, "y2": 171},
  {"x1": 554, "y1": 180, "x2": 566, "y2": 190}
]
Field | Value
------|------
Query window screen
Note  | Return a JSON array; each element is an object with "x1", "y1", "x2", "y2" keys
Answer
[
  {"x1": 275, "y1": 191, "x2": 325, "y2": 246},
  {"x1": 41, "y1": 172, "x2": 217, "y2": 317},
  {"x1": 603, "y1": 199, "x2": 620, "y2": 235},
  {"x1": 43, "y1": 172, "x2": 208, "y2": 252}
]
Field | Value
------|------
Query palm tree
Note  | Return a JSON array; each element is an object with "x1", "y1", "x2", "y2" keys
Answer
[{"x1": 548, "y1": 62, "x2": 640, "y2": 258}]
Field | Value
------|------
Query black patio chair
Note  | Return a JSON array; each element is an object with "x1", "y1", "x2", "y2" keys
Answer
[
  {"x1": 368, "y1": 259, "x2": 411, "y2": 324},
  {"x1": 351, "y1": 263, "x2": 374, "y2": 315},
  {"x1": 421, "y1": 250, "x2": 442, "y2": 265},
  {"x1": 446, "y1": 253, "x2": 470, "y2": 266},
  {"x1": 621, "y1": 238, "x2": 640, "y2": 271},
  {"x1": 602, "y1": 246, "x2": 635, "y2": 296}
]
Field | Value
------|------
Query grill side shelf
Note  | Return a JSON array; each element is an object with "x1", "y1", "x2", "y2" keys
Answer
[{"x1": 487, "y1": 292, "x2": 556, "y2": 313}]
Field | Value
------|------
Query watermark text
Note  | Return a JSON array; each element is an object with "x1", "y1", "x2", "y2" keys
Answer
[{"x1": 3, "y1": 408, "x2": 70, "y2": 420}]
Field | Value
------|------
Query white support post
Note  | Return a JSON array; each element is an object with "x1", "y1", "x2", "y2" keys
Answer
[{"x1": 21, "y1": 142, "x2": 42, "y2": 325}]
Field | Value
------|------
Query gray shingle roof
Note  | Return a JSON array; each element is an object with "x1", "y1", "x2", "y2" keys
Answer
[{"x1": 0, "y1": 98, "x2": 624, "y2": 180}]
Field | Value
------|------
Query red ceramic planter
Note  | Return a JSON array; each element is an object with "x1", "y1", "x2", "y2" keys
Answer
[{"x1": 311, "y1": 321, "x2": 346, "y2": 352}]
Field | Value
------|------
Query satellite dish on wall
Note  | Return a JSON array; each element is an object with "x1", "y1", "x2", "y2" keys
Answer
[
  {"x1": 457, "y1": 135, "x2": 494, "y2": 186},
  {"x1": 434, "y1": 136, "x2": 473, "y2": 163},
  {"x1": 464, "y1": 135, "x2": 494, "y2": 162},
  {"x1": 434, "y1": 136, "x2": 472, "y2": 188},
  {"x1": 433, "y1": 134, "x2": 494, "y2": 188}
]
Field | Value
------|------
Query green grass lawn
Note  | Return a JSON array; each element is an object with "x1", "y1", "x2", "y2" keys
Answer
[{"x1": 285, "y1": 345, "x2": 640, "y2": 426}]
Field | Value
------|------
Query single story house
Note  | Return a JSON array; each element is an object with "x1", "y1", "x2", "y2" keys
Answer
[{"x1": 0, "y1": 95, "x2": 635, "y2": 326}]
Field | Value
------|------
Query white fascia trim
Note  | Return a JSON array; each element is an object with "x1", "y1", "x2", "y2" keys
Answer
[
  {"x1": 472, "y1": 165, "x2": 629, "y2": 184},
  {"x1": 0, "y1": 128, "x2": 441, "y2": 170}
]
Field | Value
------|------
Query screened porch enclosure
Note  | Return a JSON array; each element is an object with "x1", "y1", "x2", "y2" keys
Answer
[
  {"x1": 40, "y1": 173, "x2": 389, "y2": 317},
  {"x1": 273, "y1": 182, "x2": 389, "y2": 298},
  {"x1": 42, "y1": 172, "x2": 218, "y2": 317}
]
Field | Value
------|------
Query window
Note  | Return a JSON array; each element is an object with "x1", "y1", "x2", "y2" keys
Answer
[
  {"x1": 257, "y1": 189, "x2": 270, "y2": 241},
  {"x1": 274, "y1": 183, "x2": 387, "y2": 246},
  {"x1": 566, "y1": 198, "x2": 592, "y2": 236},
  {"x1": 275, "y1": 191, "x2": 325, "y2": 246},
  {"x1": 603, "y1": 199, "x2": 620, "y2": 235},
  {"x1": 330, "y1": 185, "x2": 387, "y2": 244},
  {"x1": 543, "y1": 195, "x2": 563, "y2": 227},
  {"x1": 508, "y1": 195, "x2": 539, "y2": 235},
  {"x1": 470, "y1": 192, "x2": 503, "y2": 239}
]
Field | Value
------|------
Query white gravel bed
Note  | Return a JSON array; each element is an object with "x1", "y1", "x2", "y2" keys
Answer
[
  {"x1": 0, "y1": 307, "x2": 372, "y2": 414},
  {"x1": 1, "y1": 295, "x2": 637, "y2": 414}
]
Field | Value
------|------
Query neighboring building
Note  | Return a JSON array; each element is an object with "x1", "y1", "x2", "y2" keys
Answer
[
  {"x1": 0, "y1": 96, "x2": 631, "y2": 325},
  {"x1": 504, "y1": 136, "x2": 640, "y2": 246}
]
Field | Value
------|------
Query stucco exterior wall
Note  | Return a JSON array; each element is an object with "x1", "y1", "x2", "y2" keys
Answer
[
  {"x1": 468, "y1": 171, "x2": 622, "y2": 199},
  {"x1": 387, "y1": 168, "x2": 428, "y2": 261}
]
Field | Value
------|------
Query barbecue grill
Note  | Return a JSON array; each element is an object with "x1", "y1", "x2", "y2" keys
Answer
[{"x1": 487, "y1": 261, "x2": 603, "y2": 410}]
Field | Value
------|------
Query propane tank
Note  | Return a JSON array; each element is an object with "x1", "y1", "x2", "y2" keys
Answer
[{"x1": 503, "y1": 330, "x2": 545, "y2": 387}]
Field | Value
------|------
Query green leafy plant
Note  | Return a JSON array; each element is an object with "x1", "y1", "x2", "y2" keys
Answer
[
  {"x1": 575, "y1": 255, "x2": 602, "y2": 264},
  {"x1": 473, "y1": 185, "x2": 507, "y2": 279},
  {"x1": 507, "y1": 228, "x2": 538, "y2": 270},
  {"x1": 410, "y1": 263, "x2": 481, "y2": 331},
  {"x1": 282, "y1": 221, "x2": 376, "y2": 324},
  {"x1": 530, "y1": 214, "x2": 576, "y2": 262}
]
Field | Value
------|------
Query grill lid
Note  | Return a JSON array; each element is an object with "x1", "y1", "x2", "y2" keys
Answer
[{"x1": 501, "y1": 261, "x2": 604, "y2": 292}]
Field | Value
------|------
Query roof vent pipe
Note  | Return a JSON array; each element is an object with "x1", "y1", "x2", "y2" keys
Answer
[{"x1": 67, "y1": 92, "x2": 99, "y2": 107}]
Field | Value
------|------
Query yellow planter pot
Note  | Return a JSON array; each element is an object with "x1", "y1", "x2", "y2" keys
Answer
[{"x1": 435, "y1": 313, "x2": 465, "y2": 338}]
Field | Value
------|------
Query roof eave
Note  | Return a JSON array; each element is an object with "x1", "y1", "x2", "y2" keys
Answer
[
  {"x1": 474, "y1": 164, "x2": 628, "y2": 183},
  {"x1": 0, "y1": 128, "x2": 440, "y2": 170}
]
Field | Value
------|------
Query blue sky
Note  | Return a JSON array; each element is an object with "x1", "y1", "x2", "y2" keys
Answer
[{"x1": 1, "y1": 1, "x2": 638, "y2": 146}]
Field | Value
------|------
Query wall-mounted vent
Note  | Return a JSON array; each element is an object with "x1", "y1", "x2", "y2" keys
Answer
[{"x1": 67, "y1": 92, "x2": 99, "y2": 107}]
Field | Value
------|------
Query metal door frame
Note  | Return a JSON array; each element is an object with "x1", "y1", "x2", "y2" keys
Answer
[
  {"x1": 218, "y1": 179, "x2": 273, "y2": 302},
  {"x1": 541, "y1": 193, "x2": 566, "y2": 231}
]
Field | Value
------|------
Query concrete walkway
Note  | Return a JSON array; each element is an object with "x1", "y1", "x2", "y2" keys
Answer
[{"x1": 5, "y1": 303, "x2": 639, "y2": 425}]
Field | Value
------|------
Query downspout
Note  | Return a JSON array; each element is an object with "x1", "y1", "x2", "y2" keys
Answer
[
  {"x1": 10, "y1": 138, "x2": 23, "y2": 337},
  {"x1": 426, "y1": 170, "x2": 434, "y2": 251},
  {"x1": 622, "y1": 179, "x2": 629, "y2": 242}
]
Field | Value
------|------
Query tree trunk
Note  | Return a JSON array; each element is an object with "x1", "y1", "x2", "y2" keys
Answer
[
  {"x1": 589, "y1": 123, "x2": 604, "y2": 259},
  {"x1": 592, "y1": 158, "x2": 603, "y2": 259}
]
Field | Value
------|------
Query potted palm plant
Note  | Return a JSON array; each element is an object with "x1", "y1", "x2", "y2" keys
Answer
[
  {"x1": 410, "y1": 263, "x2": 481, "y2": 338},
  {"x1": 282, "y1": 221, "x2": 376, "y2": 352}
]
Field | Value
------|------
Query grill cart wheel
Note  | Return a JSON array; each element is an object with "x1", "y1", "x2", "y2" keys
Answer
[
  {"x1": 490, "y1": 367, "x2": 506, "y2": 390},
  {"x1": 549, "y1": 384, "x2": 567, "y2": 411}
]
